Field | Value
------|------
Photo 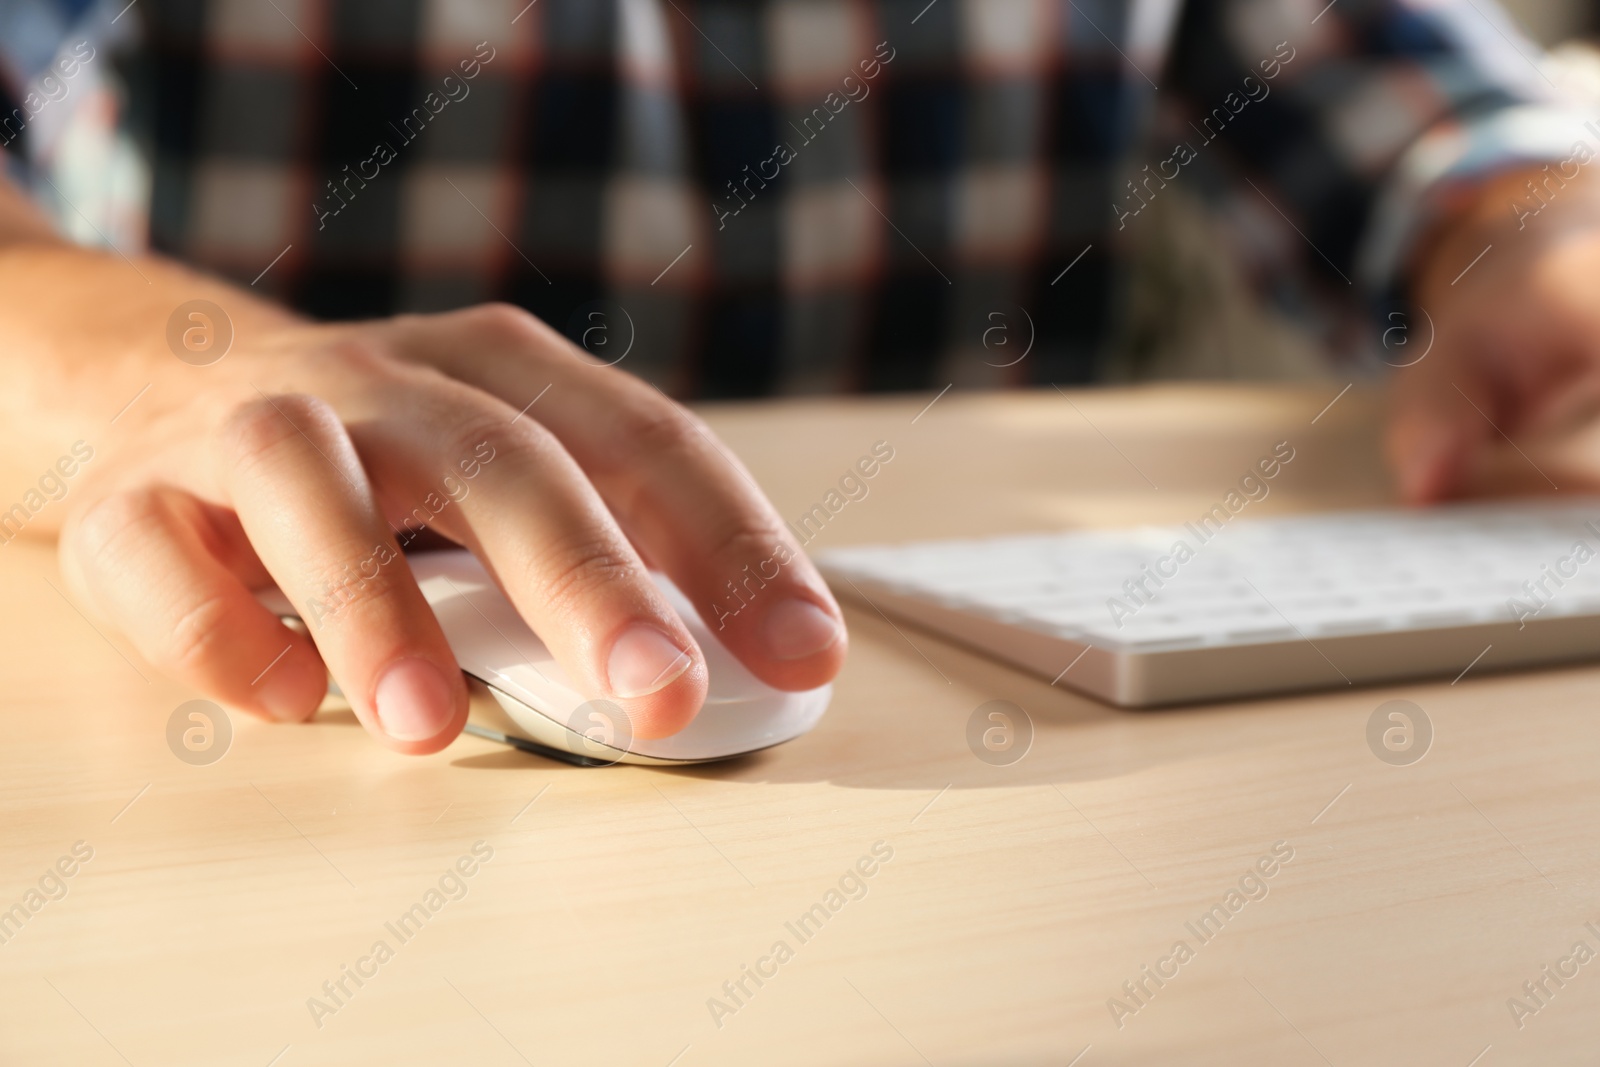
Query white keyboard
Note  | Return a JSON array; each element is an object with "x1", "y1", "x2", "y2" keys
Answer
[{"x1": 816, "y1": 502, "x2": 1600, "y2": 706}]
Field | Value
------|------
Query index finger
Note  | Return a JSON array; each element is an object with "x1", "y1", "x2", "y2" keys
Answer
[{"x1": 385, "y1": 306, "x2": 847, "y2": 692}]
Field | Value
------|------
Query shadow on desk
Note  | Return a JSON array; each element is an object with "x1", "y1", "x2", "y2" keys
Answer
[{"x1": 444, "y1": 602, "x2": 1406, "y2": 797}]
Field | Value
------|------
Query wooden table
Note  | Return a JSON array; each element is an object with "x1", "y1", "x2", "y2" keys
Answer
[{"x1": 4, "y1": 384, "x2": 1597, "y2": 1066}]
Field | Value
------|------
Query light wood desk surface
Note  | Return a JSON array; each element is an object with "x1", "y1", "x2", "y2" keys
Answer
[{"x1": 3, "y1": 384, "x2": 1597, "y2": 1066}]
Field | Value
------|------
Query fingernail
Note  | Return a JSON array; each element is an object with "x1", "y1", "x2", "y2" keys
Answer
[
  {"x1": 257, "y1": 664, "x2": 315, "y2": 722},
  {"x1": 607, "y1": 624, "x2": 694, "y2": 698},
  {"x1": 761, "y1": 598, "x2": 842, "y2": 660},
  {"x1": 373, "y1": 658, "x2": 457, "y2": 741}
]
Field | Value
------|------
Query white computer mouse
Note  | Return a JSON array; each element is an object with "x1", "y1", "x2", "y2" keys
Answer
[{"x1": 255, "y1": 549, "x2": 832, "y2": 765}]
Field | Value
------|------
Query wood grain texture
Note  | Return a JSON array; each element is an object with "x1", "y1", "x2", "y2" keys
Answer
[{"x1": 1, "y1": 383, "x2": 1595, "y2": 1066}]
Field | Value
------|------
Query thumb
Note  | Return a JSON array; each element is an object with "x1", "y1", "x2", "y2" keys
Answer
[{"x1": 1386, "y1": 366, "x2": 1493, "y2": 504}]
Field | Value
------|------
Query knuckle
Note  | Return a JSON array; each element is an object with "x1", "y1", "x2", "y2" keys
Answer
[
  {"x1": 447, "y1": 402, "x2": 550, "y2": 472},
  {"x1": 467, "y1": 302, "x2": 543, "y2": 344},
  {"x1": 706, "y1": 519, "x2": 790, "y2": 569},
  {"x1": 62, "y1": 492, "x2": 273, "y2": 678},
  {"x1": 66, "y1": 488, "x2": 165, "y2": 566},
  {"x1": 217, "y1": 393, "x2": 341, "y2": 468},
  {"x1": 325, "y1": 334, "x2": 399, "y2": 378},
  {"x1": 302, "y1": 547, "x2": 413, "y2": 628},
  {"x1": 529, "y1": 538, "x2": 640, "y2": 616},
  {"x1": 613, "y1": 396, "x2": 705, "y2": 465},
  {"x1": 161, "y1": 592, "x2": 238, "y2": 674}
]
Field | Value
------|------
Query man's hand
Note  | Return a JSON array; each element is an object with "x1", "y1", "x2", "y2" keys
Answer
[
  {"x1": 0, "y1": 225, "x2": 847, "y2": 754},
  {"x1": 1388, "y1": 168, "x2": 1600, "y2": 502}
]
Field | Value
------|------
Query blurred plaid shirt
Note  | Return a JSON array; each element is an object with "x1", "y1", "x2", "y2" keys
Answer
[{"x1": 0, "y1": 0, "x2": 1584, "y2": 397}]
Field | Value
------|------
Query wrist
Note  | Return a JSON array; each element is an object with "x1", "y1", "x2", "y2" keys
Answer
[{"x1": 1410, "y1": 165, "x2": 1600, "y2": 300}]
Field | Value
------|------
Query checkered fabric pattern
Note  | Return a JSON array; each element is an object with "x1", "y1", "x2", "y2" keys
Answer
[{"x1": 0, "y1": 0, "x2": 1581, "y2": 397}]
